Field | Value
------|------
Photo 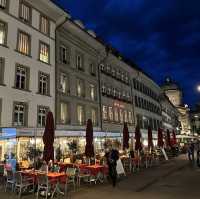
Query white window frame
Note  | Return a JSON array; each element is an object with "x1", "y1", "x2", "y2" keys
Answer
[
  {"x1": 39, "y1": 41, "x2": 49, "y2": 63},
  {"x1": 17, "y1": 31, "x2": 30, "y2": 55},
  {"x1": 15, "y1": 65, "x2": 27, "y2": 90},
  {"x1": 19, "y1": 2, "x2": 31, "y2": 23},
  {"x1": 38, "y1": 106, "x2": 48, "y2": 127},
  {"x1": 0, "y1": 20, "x2": 7, "y2": 45},
  {"x1": 39, "y1": 72, "x2": 49, "y2": 95},
  {"x1": 13, "y1": 103, "x2": 26, "y2": 126}
]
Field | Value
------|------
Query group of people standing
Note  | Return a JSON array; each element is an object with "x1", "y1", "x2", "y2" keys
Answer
[{"x1": 187, "y1": 141, "x2": 200, "y2": 166}]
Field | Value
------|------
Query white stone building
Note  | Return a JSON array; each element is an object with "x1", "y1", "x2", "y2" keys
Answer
[{"x1": 0, "y1": 0, "x2": 68, "y2": 160}]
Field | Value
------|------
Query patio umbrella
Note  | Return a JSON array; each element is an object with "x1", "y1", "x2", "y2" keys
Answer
[
  {"x1": 43, "y1": 111, "x2": 55, "y2": 163},
  {"x1": 166, "y1": 129, "x2": 171, "y2": 148},
  {"x1": 148, "y1": 126, "x2": 154, "y2": 150},
  {"x1": 85, "y1": 119, "x2": 94, "y2": 157},
  {"x1": 135, "y1": 126, "x2": 142, "y2": 151},
  {"x1": 123, "y1": 122, "x2": 129, "y2": 150},
  {"x1": 157, "y1": 128, "x2": 164, "y2": 148},
  {"x1": 172, "y1": 130, "x2": 177, "y2": 146}
]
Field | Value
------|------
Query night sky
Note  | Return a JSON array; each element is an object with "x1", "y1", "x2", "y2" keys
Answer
[{"x1": 54, "y1": 0, "x2": 200, "y2": 108}]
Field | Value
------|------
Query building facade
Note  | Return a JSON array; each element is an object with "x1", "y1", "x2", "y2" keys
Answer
[
  {"x1": 131, "y1": 70, "x2": 162, "y2": 145},
  {"x1": 162, "y1": 77, "x2": 191, "y2": 135},
  {"x1": 190, "y1": 105, "x2": 200, "y2": 136},
  {"x1": 160, "y1": 93, "x2": 180, "y2": 134},
  {"x1": 0, "y1": 0, "x2": 68, "y2": 160}
]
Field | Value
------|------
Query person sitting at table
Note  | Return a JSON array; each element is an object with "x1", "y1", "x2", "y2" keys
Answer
[
  {"x1": 40, "y1": 161, "x2": 48, "y2": 172},
  {"x1": 48, "y1": 160, "x2": 53, "y2": 171}
]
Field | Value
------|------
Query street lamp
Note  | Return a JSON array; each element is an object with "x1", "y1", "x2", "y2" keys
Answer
[{"x1": 197, "y1": 85, "x2": 200, "y2": 92}]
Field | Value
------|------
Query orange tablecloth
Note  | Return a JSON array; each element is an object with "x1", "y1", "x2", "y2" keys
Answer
[{"x1": 85, "y1": 165, "x2": 108, "y2": 176}]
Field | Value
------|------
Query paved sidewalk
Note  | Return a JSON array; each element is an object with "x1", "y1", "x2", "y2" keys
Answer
[
  {"x1": 0, "y1": 155, "x2": 189, "y2": 199},
  {"x1": 70, "y1": 154, "x2": 188, "y2": 199}
]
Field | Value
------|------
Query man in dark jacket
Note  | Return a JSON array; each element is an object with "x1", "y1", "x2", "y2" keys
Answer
[{"x1": 107, "y1": 149, "x2": 119, "y2": 187}]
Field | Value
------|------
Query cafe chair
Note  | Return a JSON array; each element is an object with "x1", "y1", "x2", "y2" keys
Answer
[
  {"x1": 14, "y1": 172, "x2": 34, "y2": 199},
  {"x1": 5, "y1": 170, "x2": 15, "y2": 192},
  {"x1": 77, "y1": 168, "x2": 91, "y2": 187},
  {"x1": 36, "y1": 174, "x2": 54, "y2": 199},
  {"x1": 66, "y1": 168, "x2": 76, "y2": 191}
]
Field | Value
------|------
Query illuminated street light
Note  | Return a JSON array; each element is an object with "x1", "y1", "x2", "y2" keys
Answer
[{"x1": 197, "y1": 85, "x2": 200, "y2": 92}]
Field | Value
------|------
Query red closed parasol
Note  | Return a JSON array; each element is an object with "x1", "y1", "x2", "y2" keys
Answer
[
  {"x1": 148, "y1": 126, "x2": 154, "y2": 150},
  {"x1": 135, "y1": 126, "x2": 142, "y2": 151},
  {"x1": 123, "y1": 122, "x2": 129, "y2": 150},
  {"x1": 43, "y1": 111, "x2": 55, "y2": 163},
  {"x1": 85, "y1": 119, "x2": 94, "y2": 157},
  {"x1": 157, "y1": 128, "x2": 164, "y2": 148},
  {"x1": 166, "y1": 129, "x2": 172, "y2": 148}
]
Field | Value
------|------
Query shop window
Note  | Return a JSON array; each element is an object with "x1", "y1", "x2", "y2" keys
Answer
[
  {"x1": 15, "y1": 64, "x2": 29, "y2": 90},
  {"x1": 37, "y1": 106, "x2": 48, "y2": 127},
  {"x1": 0, "y1": 57, "x2": 5, "y2": 85},
  {"x1": 60, "y1": 102, "x2": 69, "y2": 124},
  {"x1": 19, "y1": 2, "x2": 31, "y2": 23},
  {"x1": 17, "y1": 31, "x2": 31, "y2": 55},
  {"x1": 38, "y1": 72, "x2": 50, "y2": 96},
  {"x1": 114, "y1": 107, "x2": 119, "y2": 122},
  {"x1": 40, "y1": 15, "x2": 49, "y2": 35},
  {"x1": 76, "y1": 78, "x2": 85, "y2": 98},
  {"x1": 102, "y1": 105, "x2": 108, "y2": 121},
  {"x1": 39, "y1": 42, "x2": 49, "y2": 63},
  {"x1": 77, "y1": 105, "x2": 85, "y2": 125},
  {"x1": 0, "y1": 20, "x2": 7, "y2": 45},
  {"x1": 108, "y1": 107, "x2": 113, "y2": 121},
  {"x1": 59, "y1": 72, "x2": 69, "y2": 94},
  {"x1": 13, "y1": 102, "x2": 27, "y2": 126},
  {"x1": 91, "y1": 108, "x2": 97, "y2": 126}
]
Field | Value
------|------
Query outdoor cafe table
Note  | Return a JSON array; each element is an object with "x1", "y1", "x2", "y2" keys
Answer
[
  {"x1": 85, "y1": 165, "x2": 108, "y2": 183},
  {"x1": 21, "y1": 170, "x2": 67, "y2": 197}
]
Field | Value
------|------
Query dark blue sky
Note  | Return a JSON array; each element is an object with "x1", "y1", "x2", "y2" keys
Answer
[{"x1": 54, "y1": 0, "x2": 200, "y2": 108}]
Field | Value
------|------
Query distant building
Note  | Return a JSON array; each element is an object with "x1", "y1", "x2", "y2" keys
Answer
[
  {"x1": 161, "y1": 77, "x2": 191, "y2": 135},
  {"x1": 190, "y1": 104, "x2": 200, "y2": 136}
]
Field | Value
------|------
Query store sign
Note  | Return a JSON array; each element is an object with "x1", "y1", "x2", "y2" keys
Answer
[
  {"x1": 0, "y1": 128, "x2": 16, "y2": 139},
  {"x1": 113, "y1": 101, "x2": 125, "y2": 109}
]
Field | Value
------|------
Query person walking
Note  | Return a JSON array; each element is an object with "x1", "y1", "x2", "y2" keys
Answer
[
  {"x1": 106, "y1": 148, "x2": 119, "y2": 187},
  {"x1": 188, "y1": 142, "x2": 195, "y2": 163},
  {"x1": 196, "y1": 141, "x2": 200, "y2": 167}
]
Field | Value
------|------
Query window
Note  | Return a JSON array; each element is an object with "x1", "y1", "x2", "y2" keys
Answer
[
  {"x1": 108, "y1": 107, "x2": 113, "y2": 121},
  {"x1": 40, "y1": 15, "x2": 49, "y2": 35},
  {"x1": 113, "y1": 88, "x2": 117, "y2": 97},
  {"x1": 77, "y1": 105, "x2": 85, "y2": 125},
  {"x1": 128, "y1": 111, "x2": 133, "y2": 124},
  {"x1": 0, "y1": 57, "x2": 5, "y2": 85},
  {"x1": 100, "y1": 64, "x2": 105, "y2": 71},
  {"x1": 59, "y1": 72, "x2": 69, "y2": 94},
  {"x1": 19, "y1": 3, "x2": 31, "y2": 23},
  {"x1": 119, "y1": 109, "x2": 124, "y2": 123},
  {"x1": 60, "y1": 45, "x2": 70, "y2": 64},
  {"x1": 0, "y1": 0, "x2": 8, "y2": 10},
  {"x1": 17, "y1": 31, "x2": 30, "y2": 55},
  {"x1": 102, "y1": 105, "x2": 108, "y2": 121},
  {"x1": 39, "y1": 72, "x2": 49, "y2": 95},
  {"x1": 60, "y1": 102, "x2": 69, "y2": 124},
  {"x1": 101, "y1": 83, "x2": 106, "y2": 94},
  {"x1": 106, "y1": 65, "x2": 111, "y2": 74},
  {"x1": 38, "y1": 106, "x2": 48, "y2": 127},
  {"x1": 13, "y1": 102, "x2": 27, "y2": 126},
  {"x1": 15, "y1": 65, "x2": 29, "y2": 90},
  {"x1": 90, "y1": 84, "x2": 96, "y2": 101},
  {"x1": 76, "y1": 54, "x2": 84, "y2": 71},
  {"x1": 90, "y1": 63, "x2": 96, "y2": 76},
  {"x1": 0, "y1": 21, "x2": 7, "y2": 45},
  {"x1": 77, "y1": 79, "x2": 85, "y2": 97},
  {"x1": 91, "y1": 108, "x2": 97, "y2": 126},
  {"x1": 114, "y1": 107, "x2": 119, "y2": 122},
  {"x1": 39, "y1": 42, "x2": 49, "y2": 63},
  {"x1": 0, "y1": 98, "x2": 2, "y2": 125},
  {"x1": 111, "y1": 68, "x2": 116, "y2": 77},
  {"x1": 124, "y1": 110, "x2": 128, "y2": 123}
]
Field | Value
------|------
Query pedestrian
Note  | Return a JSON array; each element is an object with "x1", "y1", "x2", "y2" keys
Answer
[
  {"x1": 196, "y1": 141, "x2": 200, "y2": 167},
  {"x1": 106, "y1": 148, "x2": 119, "y2": 187},
  {"x1": 188, "y1": 142, "x2": 195, "y2": 162}
]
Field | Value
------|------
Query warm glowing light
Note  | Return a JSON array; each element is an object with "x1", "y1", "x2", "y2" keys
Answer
[{"x1": 197, "y1": 85, "x2": 200, "y2": 92}]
